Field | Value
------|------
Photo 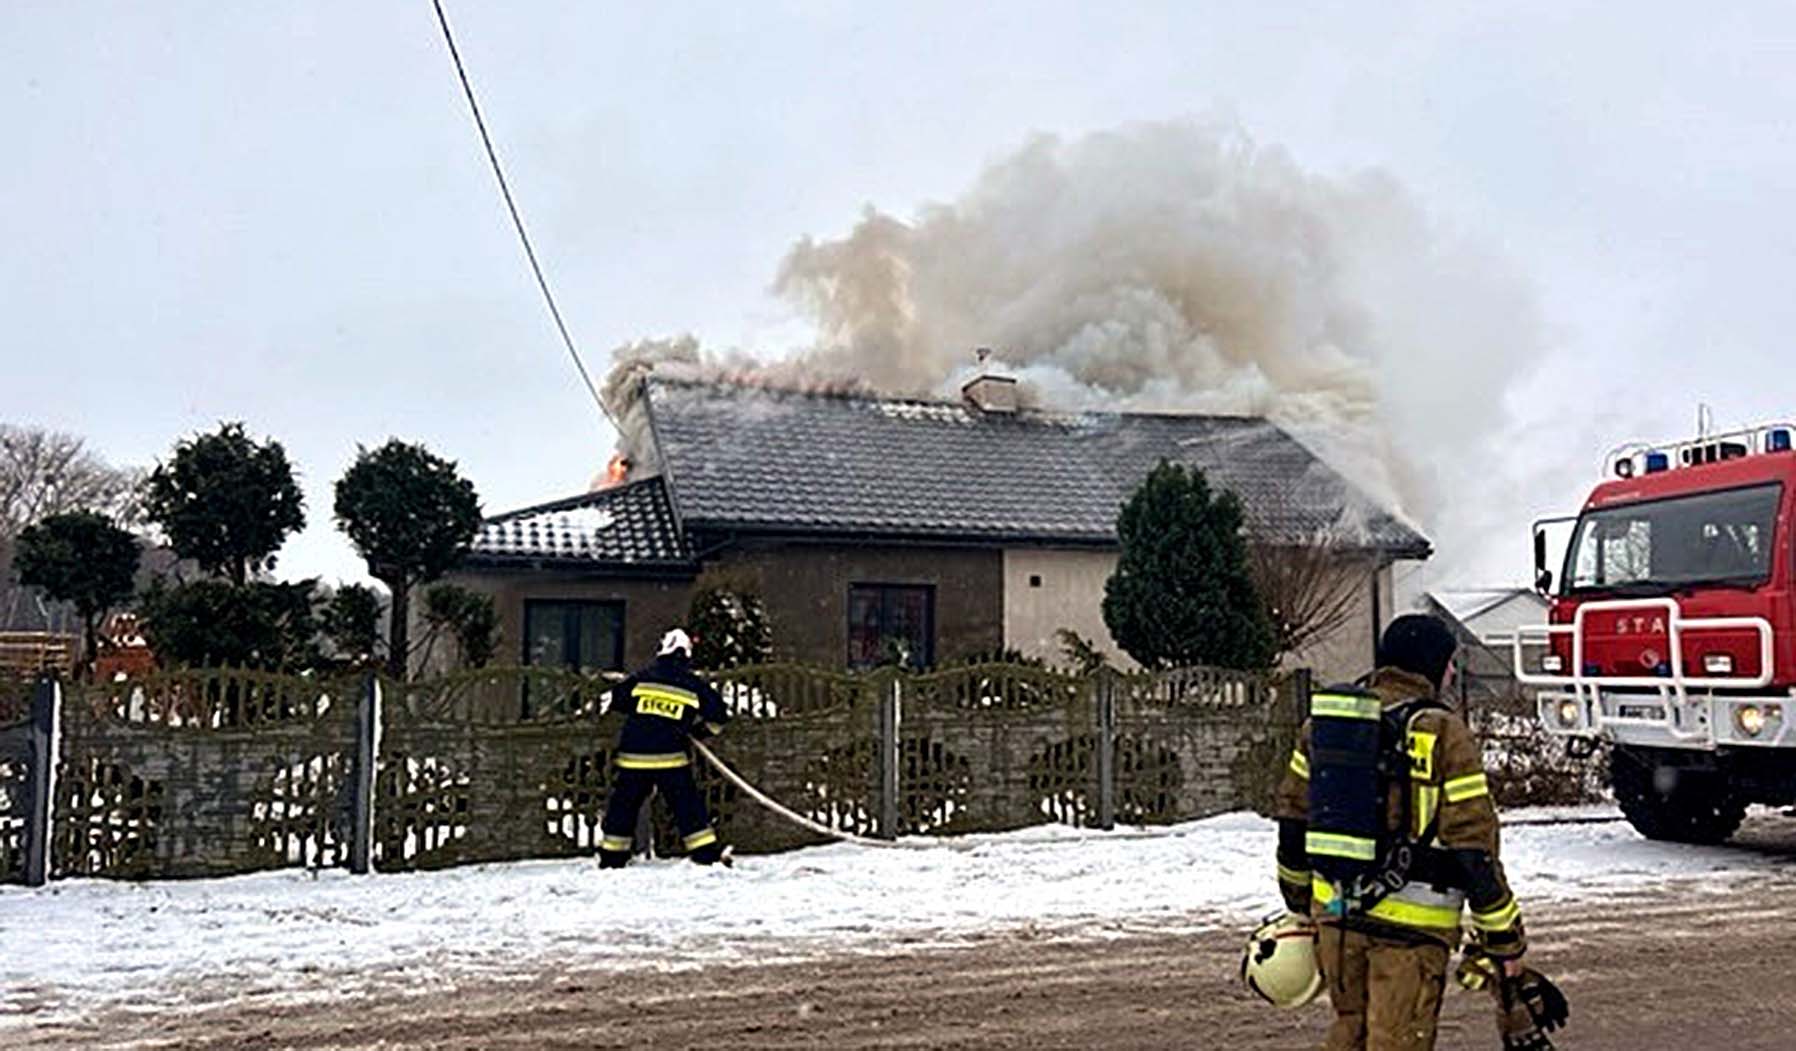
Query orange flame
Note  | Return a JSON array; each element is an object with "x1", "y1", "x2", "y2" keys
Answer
[{"x1": 602, "y1": 453, "x2": 630, "y2": 488}]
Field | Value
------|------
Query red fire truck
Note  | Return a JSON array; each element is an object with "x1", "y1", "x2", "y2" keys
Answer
[{"x1": 1514, "y1": 423, "x2": 1796, "y2": 843}]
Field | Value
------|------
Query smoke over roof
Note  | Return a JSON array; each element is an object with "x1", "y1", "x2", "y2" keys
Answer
[{"x1": 602, "y1": 119, "x2": 1541, "y2": 563}]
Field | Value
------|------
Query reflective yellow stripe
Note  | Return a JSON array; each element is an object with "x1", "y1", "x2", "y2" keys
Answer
[
  {"x1": 683, "y1": 828, "x2": 718, "y2": 850},
  {"x1": 1314, "y1": 877, "x2": 1464, "y2": 930},
  {"x1": 616, "y1": 752, "x2": 690, "y2": 770},
  {"x1": 1311, "y1": 693, "x2": 1384, "y2": 720},
  {"x1": 1306, "y1": 831, "x2": 1377, "y2": 861},
  {"x1": 1277, "y1": 861, "x2": 1311, "y2": 886},
  {"x1": 1414, "y1": 785, "x2": 1440, "y2": 839},
  {"x1": 1288, "y1": 750, "x2": 1310, "y2": 780},
  {"x1": 635, "y1": 685, "x2": 699, "y2": 706},
  {"x1": 704, "y1": 722, "x2": 726, "y2": 735},
  {"x1": 1444, "y1": 773, "x2": 1491, "y2": 803},
  {"x1": 600, "y1": 835, "x2": 633, "y2": 852},
  {"x1": 1472, "y1": 896, "x2": 1522, "y2": 932}
]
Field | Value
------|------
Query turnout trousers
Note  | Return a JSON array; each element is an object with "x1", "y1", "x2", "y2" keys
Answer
[
  {"x1": 1317, "y1": 924, "x2": 1450, "y2": 1051},
  {"x1": 597, "y1": 764, "x2": 723, "y2": 867}
]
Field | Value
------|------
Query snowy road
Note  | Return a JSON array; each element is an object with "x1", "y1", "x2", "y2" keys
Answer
[{"x1": 6, "y1": 808, "x2": 1796, "y2": 1047}]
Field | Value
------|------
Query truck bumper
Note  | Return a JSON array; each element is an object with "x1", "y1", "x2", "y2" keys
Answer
[{"x1": 1536, "y1": 688, "x2": 1796, "y2": 751}]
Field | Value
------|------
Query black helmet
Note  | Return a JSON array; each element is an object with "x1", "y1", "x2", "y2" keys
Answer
[{"x1": 1378, "y1": 614, "x2": 1457, "y2": 689}]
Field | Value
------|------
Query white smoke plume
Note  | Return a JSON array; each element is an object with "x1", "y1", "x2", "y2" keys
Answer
[{"x1": 603, "y1": 118, "x2": 1542, "y2": 576}]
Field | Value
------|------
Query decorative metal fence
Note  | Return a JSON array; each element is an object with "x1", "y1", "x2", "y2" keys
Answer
[
  {"x1": 54, "y1": 670, "x2": 361, "y2": 879},
  {"x1": 3, "y1": 659, "x2": 1298, "y2": 885},
  {"x1": 0, "y1": 677, "x2": 35, "y2": 883}
]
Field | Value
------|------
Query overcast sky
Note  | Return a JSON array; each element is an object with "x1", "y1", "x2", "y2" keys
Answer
[{"x1": 6, "y1": 2, "x2": 1796, "y2": 594}]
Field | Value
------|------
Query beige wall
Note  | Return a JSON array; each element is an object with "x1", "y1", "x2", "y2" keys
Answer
[
  {"x1": 1003, "y1": 547, "x2": 1406, "y2": 683},
  {"x1": 1002, "y1": 549, "x2": 1135, "y2": 669}
]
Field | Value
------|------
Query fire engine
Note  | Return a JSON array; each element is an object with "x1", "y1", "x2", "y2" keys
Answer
[{"x1": 1514, "y1": 422, "x2": 1796, "y2": 843}]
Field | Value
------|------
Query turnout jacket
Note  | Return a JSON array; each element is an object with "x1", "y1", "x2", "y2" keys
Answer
[
  {"x1": 1271, "y1": 667, "x2": 1522, "y2": 948},
  {"x1": 608, "y1": 655, "x2": 731, "y2": 770}
]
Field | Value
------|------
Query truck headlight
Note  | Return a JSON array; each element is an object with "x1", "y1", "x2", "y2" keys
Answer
[
  {"x1": 1555, "y1": 698, "x2": 1581, "y2": 728},
  {"x1": 1735, "y1": 703, "x2": 1780, "y2": 737},
  {"x1": 1541, "y1": 655, "x2": 1564, "y2": 674},
  {"x1": 1704, "y1": 654, "x2": 1735, "y2": 675}
]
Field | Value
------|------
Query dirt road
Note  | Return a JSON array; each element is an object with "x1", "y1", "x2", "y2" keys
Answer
[{"x1": 27, "y1": 868, "x2": 1796, "y2": 1051}]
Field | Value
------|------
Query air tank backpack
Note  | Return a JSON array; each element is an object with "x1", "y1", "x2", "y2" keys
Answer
[{"x1": 1304, "y1": 686, "x2": 1448, "y2": 920}]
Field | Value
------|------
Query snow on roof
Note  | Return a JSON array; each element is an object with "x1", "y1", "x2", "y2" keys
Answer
[
  {"x1": 469, "y1": 476, "x2": 689, "y2": 567},
  {"x1": 1427, "y1": 588, "x2": 1549, "y2": 641}
]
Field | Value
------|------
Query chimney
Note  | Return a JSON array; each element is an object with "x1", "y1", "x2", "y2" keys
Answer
[{"x1": 961, "y1": 347, "x2": 1019, "y2": 414}]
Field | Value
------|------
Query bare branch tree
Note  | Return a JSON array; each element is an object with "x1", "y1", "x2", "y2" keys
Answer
[
  {"x1": 0, "y1": 424, "x2": 141, "y2": 537},
  {"x1": 1248, "y1": 536, "x2": 1374, "y2": 659},
  {"x1": 1, "y1": 424, "x2": 142, "y2": 631}
]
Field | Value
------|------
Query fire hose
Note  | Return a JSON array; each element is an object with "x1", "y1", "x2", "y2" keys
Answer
[
  {"x1": 692, "y1": 739, "x2": 1186, "y2": 850},
  {"x1": 692, "y1": 739, "x2": 921, "y2": 849}
]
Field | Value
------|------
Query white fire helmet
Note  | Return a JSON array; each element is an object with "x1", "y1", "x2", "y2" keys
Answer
[
  {"x1": 658, "y1": 628, "x2": 694, "y2": 658},
  {"x1": 1241, "y1": 912, "x2": 1323, "y2": 1009}
]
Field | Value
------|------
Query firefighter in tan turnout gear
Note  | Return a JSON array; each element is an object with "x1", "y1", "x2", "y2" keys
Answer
[{"x1": 1268, "y1": 614, "x2": 1568, "y2": 1051}]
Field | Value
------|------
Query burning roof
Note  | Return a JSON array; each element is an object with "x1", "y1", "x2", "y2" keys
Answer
[{"x1": 640, "y1": 377, "x2": 1430, "y2": 556}]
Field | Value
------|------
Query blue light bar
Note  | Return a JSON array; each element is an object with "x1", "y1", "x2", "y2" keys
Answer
[
  {"x1": 1645, "y1": 451, "x2": 1670, "y2": 473},
  {"x1": 1771, "y1": 428, "x2": 1793, "y2": 453}
]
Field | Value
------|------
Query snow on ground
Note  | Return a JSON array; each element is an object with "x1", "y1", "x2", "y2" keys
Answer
[{"x1": 1, "y1": 808, "x2": 1790, "y2": 1023}]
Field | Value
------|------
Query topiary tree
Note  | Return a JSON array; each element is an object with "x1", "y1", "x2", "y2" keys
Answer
[
  {"x1": 321, "y1": 583, "x2": 385, "y2": 669},
  {"x1": 14, "y1": 510, "x2": 140, "y2": 674},
  {"x1": 687, "y1": 580, "x2": 773, "y2": 669},
  {"x1": 333, "y1": 440, "x2": 482, "y2": 679},
  {"x1": 142, "y1": 423, "x2": 305, "y2": 586},
  {"x1": 136, "y1": 577, "x2": 321, "y2": 672},
  {"x1": 1102, "y1": 461, "x2": 1277, "y2": 671},
  {"x1": 418, "y1": 583, "x2": 499, "y2": 671}
]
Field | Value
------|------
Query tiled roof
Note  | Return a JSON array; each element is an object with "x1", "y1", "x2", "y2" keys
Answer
[
  {"x1": 468, "y1": 476, "x2": 691, "y2": 568},
  {"x1": 644, "y1": 378, "x2": 1430, "y2": 556}
]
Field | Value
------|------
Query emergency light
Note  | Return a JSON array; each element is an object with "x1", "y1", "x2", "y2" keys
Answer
[
  {"x1": 1772, "y1": 428, "x2": 1793, "y2": 452},
  {"x1": 1644, "y1": 451, "x2": 1669, "y2": 473}
]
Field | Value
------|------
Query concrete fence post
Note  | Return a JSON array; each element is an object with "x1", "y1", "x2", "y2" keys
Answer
[
  {"x1": 349, "y1": 673, "x2": 380, "y2": 875},
  {"x1": 1095, "y1": 670, "x2": 1117, "y2": 831},
  {"x1": 877, "y1": 672, "x2": 901, "y2": 840},
  {"x1": 24, "y1": 677, "x2": 59, "y2": 887}
]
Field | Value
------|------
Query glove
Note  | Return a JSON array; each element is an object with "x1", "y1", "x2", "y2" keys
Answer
[
  {"x1": 1497, "y1": 1011, "x2": 1554, "y2": 1051},
  {"x1": 1453, "y1": 949, "x2": 1501, "y2": 993},
  {"x1": 1459, "y1": 951, "x2": 1568, "y2": 1051},
  {"x1": 1495, "y1": 970, "x2": 1554, "y2": 1051},
  {"x1": 1510, "y1": 968, "x2": 1569, "y2": 1033}
]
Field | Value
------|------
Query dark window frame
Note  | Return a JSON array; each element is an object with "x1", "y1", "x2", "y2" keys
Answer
[
  {"x1": 846, "y1": 582, "x2": 936, "y2": 670},
  {"x1": 522, "y1": 598, "x2": 628, "y2": 672}
]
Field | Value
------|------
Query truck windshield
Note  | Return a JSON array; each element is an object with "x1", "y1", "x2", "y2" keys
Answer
[{"x1": 1563, "y1": 482, "x2": 1783, "y2": 595}]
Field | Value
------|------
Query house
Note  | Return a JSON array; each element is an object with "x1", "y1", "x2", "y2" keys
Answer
[
  {"x1": 1419, "y1": 587, "x2": 1550, "y2": 711},
  {"x1": 445, "y1": 374, "x2": 1431, "y2": 682}
]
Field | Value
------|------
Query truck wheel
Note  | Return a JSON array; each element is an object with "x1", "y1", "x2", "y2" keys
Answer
[{"x1": 1610, "y1": 746, "x2": 1746, "y2": 845}]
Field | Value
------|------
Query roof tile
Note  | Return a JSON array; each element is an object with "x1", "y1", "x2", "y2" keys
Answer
[
  {"x1": 469, "y1": 476, "x2": 690, "y2": 566},
  {"x1": 644, "y1": 378, "x2": 1429, "y2": 555}
]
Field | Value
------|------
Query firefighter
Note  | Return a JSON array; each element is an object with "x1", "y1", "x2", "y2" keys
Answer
[
  {"x1": 597, "y1": 628, "x2": 731, "y2": 868},
  {"x1": 1270, "y1": 613, "x2": 1563, "y2": 1051}
]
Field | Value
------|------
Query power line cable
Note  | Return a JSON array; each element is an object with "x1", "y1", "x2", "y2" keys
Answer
[{"x1": 429, "y1": 0, "x2": 616, "y2": 430}]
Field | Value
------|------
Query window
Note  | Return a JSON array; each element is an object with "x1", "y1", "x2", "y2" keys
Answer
[
  {"x1": 847, "y1": 584, "x2": 935, "y2": 669},
  {"x1": 523, "y1": 600, "x2": 625, "y2": 672},
  {"x1": 1563, "y1": 483, "x2": 1782, "y2": 594}
]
